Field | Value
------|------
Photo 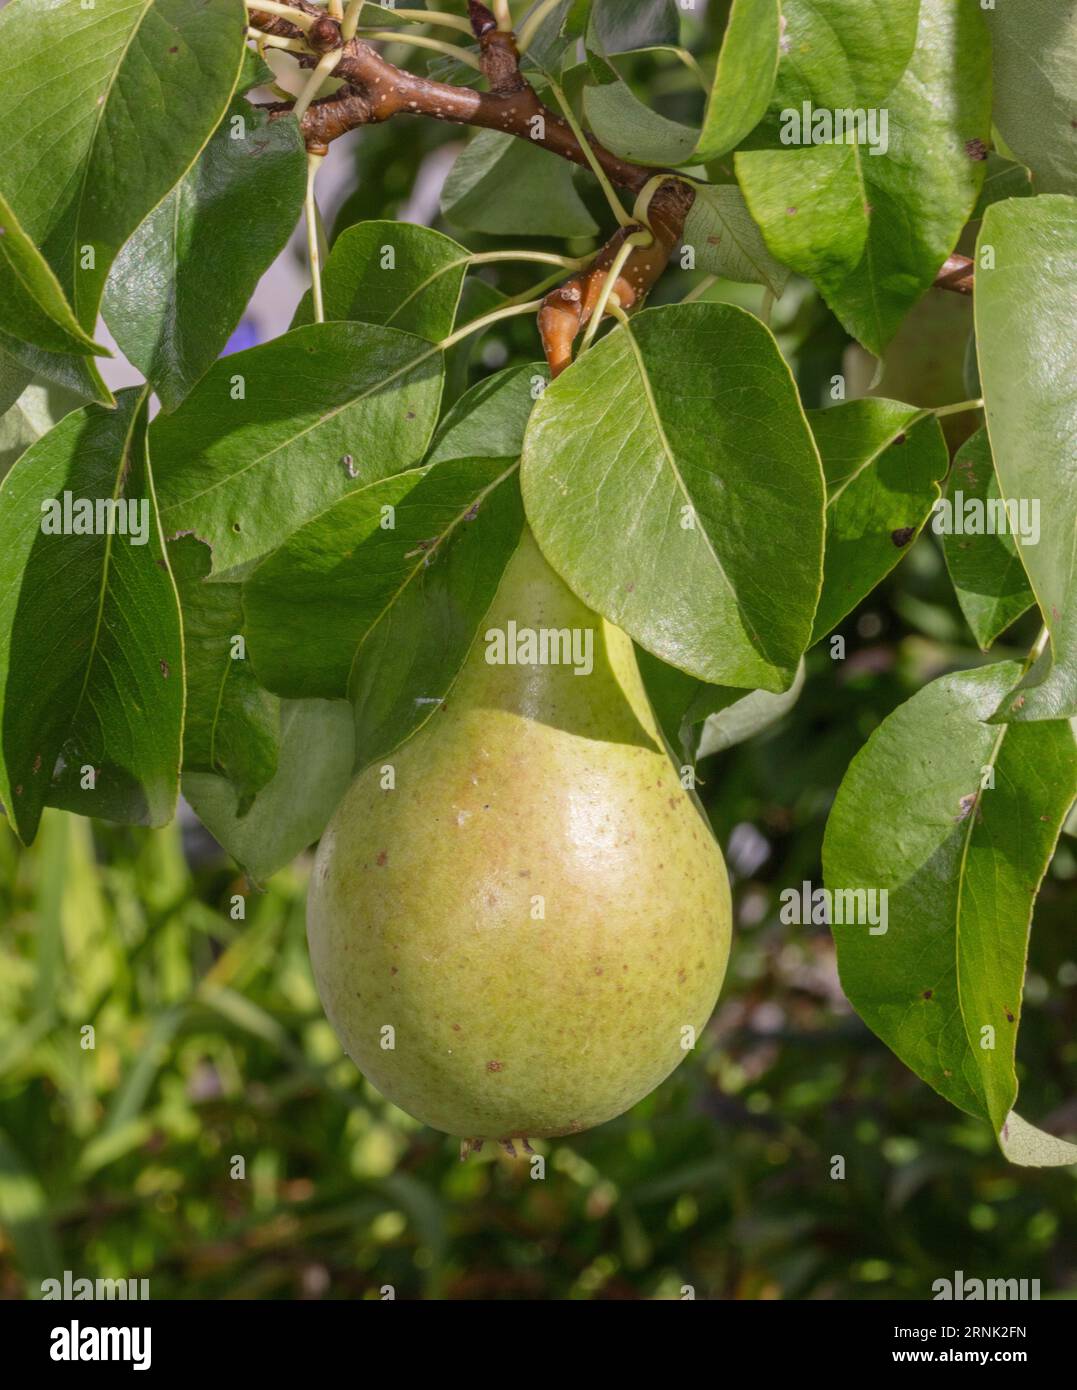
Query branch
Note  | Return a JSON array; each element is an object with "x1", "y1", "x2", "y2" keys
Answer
[
  {"x1": 246, "y1": 2, "x2": 973, "y2": 374},
  {"x1": 934, "y1": 253, "x2": 974, "y2": 295}
]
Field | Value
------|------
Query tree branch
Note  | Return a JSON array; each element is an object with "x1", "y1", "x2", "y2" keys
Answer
[{"x1": 247, "y1": 2, "x2": 974, "y2": 373}]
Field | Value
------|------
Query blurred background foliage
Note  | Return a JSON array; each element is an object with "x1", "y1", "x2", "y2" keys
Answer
[{"x1": 1, "y1": 0, "x2": 1075, "y2": 1302}]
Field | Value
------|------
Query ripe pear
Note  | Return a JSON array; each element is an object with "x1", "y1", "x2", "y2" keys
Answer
[{"x1": 307, "y1": 528, "x2": 731, "y2": 1140}]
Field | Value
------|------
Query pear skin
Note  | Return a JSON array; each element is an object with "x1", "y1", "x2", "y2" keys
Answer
[{"x1": 307, "y1": 529, "x2": 732, "y2": 1139}]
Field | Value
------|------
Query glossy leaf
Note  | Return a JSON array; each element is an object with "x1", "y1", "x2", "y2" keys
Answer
[
  {"x1": 151, "y1": 323, "x2": 444, "y2": 573},
  {"x1": 941, "y1": 428, "x2": 1035, "y2": 651},
  {"x1": 770, "y1": 0, "x2": 920, "y2": 109},
  {"x1": 809, "y1": 399, "x2": 949, "y2": 642},
  {"x1": 0, "y1": 331, "x2": 113, "y2": 409},
  {"x1": 0, "y1": 0, "x2": 246, "y2": 333},
  {"x1": 292, "y1": 222, "x2": 469, "y2": 340},
  {"x1": 522, "y1": 302, "x2": 824, "y2": 688},
  {"x1": 986, "y1": 1, "x2": 1077, "y2": 195},
  {"x1": 823, "y1": 663, "x2": 1077, "y2": 1148},
  {"x1": 976, "y1": 197, "x2": 1077, "y2": 720},
  {"x1": 0, "y1": 391, "x2": 183, "y2": 843},
  {"x1": 692, "y1": 0, "x2": 781, "y2": 163},
  {"x1": 169, "y1": 536, "x2": 279, "y2": 807},
  {"x1": 682, "y1": 185, "x2": 790, "y2": 296},
  {"x1": 104, "y1": 81, "x2": 307, "y2": 412},
  {"x1": 737, "y1": 0, "x2": 990, "y2": 354},
  {"x1": 184, "y1": 700, "x2": 354, "y2": 886},
  {"x1": 441, "y1": 131, "x2": 599, "y2": 238},
  {"x1": 0, "y1": 191, "x2": 104, "y2": 357}
]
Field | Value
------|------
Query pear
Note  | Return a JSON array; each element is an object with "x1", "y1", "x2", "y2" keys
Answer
[{"x1": 307, "y1": 528, "x2": 731, "y2": 1140}]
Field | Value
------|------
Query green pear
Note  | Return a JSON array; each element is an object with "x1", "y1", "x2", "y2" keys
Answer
[{"x1": 307, "y1": 529, "x2": 731, "y2": 1140}]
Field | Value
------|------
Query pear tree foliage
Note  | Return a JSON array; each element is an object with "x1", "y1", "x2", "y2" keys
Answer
[{"x1": 0, "y1": 0, "x2": 1075, "y2": 1165}]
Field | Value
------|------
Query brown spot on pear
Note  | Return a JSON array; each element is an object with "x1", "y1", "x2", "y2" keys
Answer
[{"x1": 307, "y1": 529, "x2": 731, "y2": 1138}]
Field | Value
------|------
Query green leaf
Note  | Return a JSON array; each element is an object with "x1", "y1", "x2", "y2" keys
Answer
[
  {"x1": 0, "y1": 347, "x2": 33, "y2": 417},
  {"x1": 441, "y1": 131, "x2": 599, "y2": 238},
  {"x1": 292, "y1": 222, "x2": 469, "y2": 340},
  {"x1": 692, "y1": 0, "x2": 781, "y2": 163},
  {"x1": 0, "y1": 331, "x2": 114, "y2": 409},
  {"x1": 243, "y1": 469, "x2": 429, "y2": 699},
  {"x1": 0, "y1": 390, "x2": 184, "y2": 843},
  {"x1": 169, "y1": 535, "x2": 279, "y2": 806},
  {"x1": 345, "y1": 464, "x2": 525, "y2": 768},
  {"x1": 588, "y1": 0, "x2": 679, "y2": 55},
  {"x1": 682, "y1": 184, "x2": 790, "y2": 295},
  {"x1": 0, "y1": 380, "x2": 82, "y2": 483},
  {"x1": 697, "y1": 660, "x2": 807, "y2": 759},
  {"x1": 771, "y1": 0, "x2": 921, "y2": 109},
  {"x1": 737, "y1": 0, "x2": 990, "y2": 354},
  {"x1": 0, "y1": 190, "x2": 105, "y2": 356},
  {"x1": 0, "y1": 0, "x2": 247, "y2": 333},
  {"x1": 245, "y1": 455, "x2": 525, "y2": 760},
  {"x1": 151, "y1": 322, "x2": 445, "y2": 574},
  {"x1": 940, "y1": 428, "x2": 1035, "y2": 651},
  {"x1": 971, "y1": 153, "x2": 1033, "y2": 219},
  {"x1": 103, "y1": 86, "x2": 307, "y2": 412},
  {"x1": 429, "y1": 362, "x2": 547, "y2": 465},
  {"x1": 521, "y1": 302, "x2": 824, "y2": 688},
  {"x1": 985, "y1": 0, "x2": 1077, "y2": 195},
  {"x1": 184, "y1": 699, "x2": 355, "y2": 886},
  {"x1": 809, "y1": 399, "x2": 948, "y2": 642},
  {"x1": 584, "y1": 79, "x2": 699, "y2": 167},
  {"x1": 975, "y1": 196, "x2": 1077, "y2": 720},
  {"x1": 823, "y1": 662, "x2": 1077, "y2": 1141}
]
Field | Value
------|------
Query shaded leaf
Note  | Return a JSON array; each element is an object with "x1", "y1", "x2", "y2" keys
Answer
[
  {"x1": 0, "y1": 380, "x2": 82, "y2": 483},
  {"x1": 809, "y1": 399, "x2": 949, "y2": 642},
  {"x1": 441, "y1": 131, "x2": 599, "y2": 238},
  {"x1": 169, "y1": 535, "x2": 279, "y2": 806},
  {"x1": 584, "y1": 78, "x2": 699, "y2": 167},
  {"x1": 184, "y1": 699, "x2": 354, "y2": 886},
  {"x1": 823, "y1": 663, "x2": 1077, "y2": 1137},
  {"x1": 104, "y1": 81, "x2": 307, "y2": 411},
  {"x1": 940, "y1": 428, "x2": 1035, "y2": 651},
  {"x1": 347, "y1": 465, "x2": 525, "y2": 768},
  {"x1": 0, "y1": 390, "x2": 183, "y2": 843},
  {"x1": 0, "y1": 190, "x2": 105, "y2": 356},
  {"x1": 683, "y1": 184, "x2": 790, "y2": 295}
]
